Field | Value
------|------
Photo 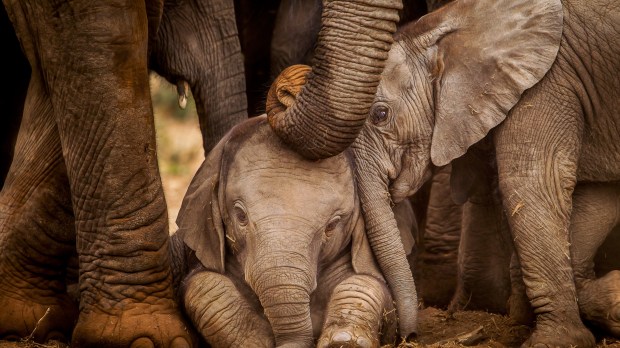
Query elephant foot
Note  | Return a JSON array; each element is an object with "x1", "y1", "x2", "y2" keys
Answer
[
  {"x1": 507, "y1": 290, "x2": 534, "y2": 326},
  {"x1": 71, "y1": 302, "x2": 193, "y2": 348},
  {"x1": 521, "y1": 318, "x2": 595, "y2": 348},
  {"x1": 0, "y1": 291, "x2": 78, "y2": 342},
  {"x1": 578, "y1": 270, "x2": 620, "y2": 336},
  {"x1": 317, "y1": 325, "x2": 378, "y2": 348}
]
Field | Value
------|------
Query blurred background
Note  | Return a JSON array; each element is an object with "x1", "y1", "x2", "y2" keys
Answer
[{"x1": 150, "y1": 73, "x2": 204, "y2": 233}]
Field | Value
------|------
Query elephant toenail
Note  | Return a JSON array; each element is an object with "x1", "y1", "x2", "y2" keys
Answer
[
  {"x1": 171, "y1": 336, "x2": 191, "y2": 348},
  {"x1": 332, "y1": 331, "x2": 352, "y2": 342},
  {"x1": 356, "y1": 336, "x2": 373, "y2": 348},
  {"x1": 130, "y1": 337, "x2": 155, "y2": 348}
]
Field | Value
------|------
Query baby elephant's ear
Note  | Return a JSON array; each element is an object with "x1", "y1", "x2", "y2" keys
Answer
[
  {"x1": 176, "y1": 140, "x2": 228, "y2": 273},
  {"x1": 350, "y1": 210, "x2": 382, "y2": 280},
  {"x1": 427, "y1": 0, "x2": 563, "y2": 166}
]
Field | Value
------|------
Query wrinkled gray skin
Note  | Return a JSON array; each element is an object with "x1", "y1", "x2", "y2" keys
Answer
[
  {"x1": 447, "y1": 146, "x2": 513, "y2": 314},
  {"x1": 173, "y1": 116, "x2": 400, "y2": 348},
  {"x1": 352, "y1": 0, "x2": 620, "y2": 346},
  {"x1": 410, "y1": 165, "x2": 462, "y2": 309},
  {"x1": 270, "y1": 0, "x2": 463, "y2": 317},
  {"x1": 0, "y1": 0, "x2": 245, "y2": 345},
  {"x1": 0, "y1": 0, "x2": 407, "y2": 345},
  {"x1": 569, "y1": 183, "x2": 620, "y2": 336}
]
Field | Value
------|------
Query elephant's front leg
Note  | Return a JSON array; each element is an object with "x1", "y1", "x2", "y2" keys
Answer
[
  {"x1": 569, "y1": 183, "x2": 620, "y2": 336},
  {"x1": 494, "y1": 82, "x2": 594, "y2": 347},
  {"x1": 183, "y1": 270, "x2": 273, "y2": 347},
  {"x1": 318, "y1": 274, "x2": 395, "y2": 348},
  {"x1": 13, "y1": 1, "x2": 192, "y2": 347},
  {"x1": 0, "y1": 73, "x2": 77, "y2": 342}
]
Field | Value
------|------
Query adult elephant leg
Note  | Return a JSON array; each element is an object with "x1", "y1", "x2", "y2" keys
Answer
[
  {"x1": 8, "y1": 1, "x2": 192, "y2": 346},
  {"x1": 448, "y1": 160, "x2": 511, "y2": 314},
  {"x1": 0, "y1": 3, "x2": 29, "y2": 188},
  {"x1": 0, "y1": 74, "x2": 77, "y2": 342},
  {"x1": 151, "y1": 0, "x2": 247, "y2": 154},
  {"x1": 417, "y1": 165, "x2": 461, "y2": 308},
  {"x1": 494, "y1": 80, "x2": 594, "y2": 347},
  {"x1": 570, "y1": 183, "x2": 620, "y2": 336}
]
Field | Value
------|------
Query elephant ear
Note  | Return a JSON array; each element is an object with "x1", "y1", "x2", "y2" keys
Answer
[
  {"x1": 176, "y1": 139, "x2": 228, "y2": 273},
  {"x1": 350, "y1": 210, "x2": 383, "y2": 280},
  {"x1": 176, "y1": 117, "x2": 264, "y2": 272},
  {"x1": 424, "y1": 0, "x2": 563, "y2": 166}
]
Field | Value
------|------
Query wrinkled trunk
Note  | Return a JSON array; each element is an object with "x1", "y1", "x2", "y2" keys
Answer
[
  {"x1": 354, "y1": 156, "x2": 418, "y2": 339},
  {"x1": 248, "y1": 253, "x2": 314, "y2": 347},
  {"x1": 269, "y1": 0, "x2": 402, "y2": 159}
]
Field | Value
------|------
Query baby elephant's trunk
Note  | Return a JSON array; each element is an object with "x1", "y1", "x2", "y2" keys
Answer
[{"x1": 248, "y1": 251, "x2": 315, "y2": 347}]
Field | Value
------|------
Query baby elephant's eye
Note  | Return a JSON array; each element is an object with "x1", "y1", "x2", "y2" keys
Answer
[
  {"x1": 325, "y1": 216, "x2": 342, "y2": 235},
  {"x1": 233, "y1": 203, "x2": 248, "y2": 226},
  {"x1": 371, "y1": 104, "x2": 390, "y2": 125}
]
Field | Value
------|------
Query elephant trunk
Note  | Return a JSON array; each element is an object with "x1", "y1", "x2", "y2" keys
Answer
[
  {"x1": 268, "y1": 0, "x2": 402, "y2": 160},
  {"x1": 354, "y1": 154, "x2": 418, "y2": 338},
  {"x1": 249, "y1": 253, "x2": 315, "y2": 347}
]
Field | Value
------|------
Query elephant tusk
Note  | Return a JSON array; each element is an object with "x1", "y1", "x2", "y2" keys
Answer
[{"x1": 176, "y1": 80, "x2": 189, "y2": 110}]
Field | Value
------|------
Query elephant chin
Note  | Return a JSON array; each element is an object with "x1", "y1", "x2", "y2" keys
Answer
[{"x1": 389, "y1": 168, "x2": 432, "y2": 203}]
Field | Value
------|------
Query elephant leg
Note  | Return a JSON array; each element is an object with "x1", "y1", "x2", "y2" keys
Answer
[
  {"x1": 494, "y1": 82, "x2": 594, "y2": 347},
  {"x1": 6, "y1": 1, "x2": 192, "y2": 346},
  {"x1": 0, "y1": 74, "x2": 77, "y2": 342},
  {"x1": 569, "y1": 183, "x2": 620, "y2": 335},
  {"x1": 449, "y1": 179, "x2": 511, "y2": 314},
  {"x1": 507, "y1": 252, "x2": 535, "y2": 326},
  {"x1": 151, "y1": 0, "x2": 247, "y2": 154},
  {"x1": 183, "y1": 270, "x2": 274, "y2": 347},
  {"x1": 318, "y1": 274, "x2": 395, "y2": 348},
  {"x1": 418, "y1": 165, "x2": 461, "y2": 308}
]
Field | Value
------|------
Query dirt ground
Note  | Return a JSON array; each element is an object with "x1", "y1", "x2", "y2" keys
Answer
[
  {"x1": 2, "y1": 76, "x2": 619, "y2": 348},
  {"x1": 1, "y1": 306, "x2": 619, "y2": 347}
]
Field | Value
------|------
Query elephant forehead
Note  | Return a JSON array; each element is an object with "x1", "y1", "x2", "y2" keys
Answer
[
  {"x1": 226, "y1": 139, "x2": 356, "y2": 215},
  {"x1": 377, "y1": 44, "x2": 411, "y2": 99}
]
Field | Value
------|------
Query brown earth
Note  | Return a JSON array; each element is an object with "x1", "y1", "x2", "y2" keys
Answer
[
  {"x1": 1, "y1": 306, "x2": 619, "y2": 347},
  {"x1": 2, "y1": 76, "x2": 619, "y2": 348}
]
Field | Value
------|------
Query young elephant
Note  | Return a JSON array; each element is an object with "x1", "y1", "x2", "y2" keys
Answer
[
  {"x1": 343, "y1": 0, "x2": 620, "y2": 346},
  {"x1": 173, "y1": 114, "x2": 400, "y2": 348}
]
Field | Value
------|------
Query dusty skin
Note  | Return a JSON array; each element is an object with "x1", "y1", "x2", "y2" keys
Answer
[{"x1": 1, "y1": 77, "x2": 618, "y2": 348}]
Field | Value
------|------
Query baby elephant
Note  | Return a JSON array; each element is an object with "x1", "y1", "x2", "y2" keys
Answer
[{"x1": 173, "y1": 114, "x2": 400, "y2": 347}]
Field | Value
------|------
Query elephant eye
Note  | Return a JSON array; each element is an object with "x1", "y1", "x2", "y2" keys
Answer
[
  {"x1": 325, "y1": 216, "x2": 341, "y2": 236},
  {"x1": 233, "y1": 202, "x2": 248, "y2": 226},
  {"x1": 371, "y1": 104, "x2": 390, "y2": 125}
]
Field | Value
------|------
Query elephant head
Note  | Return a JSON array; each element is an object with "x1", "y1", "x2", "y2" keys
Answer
[
  {"x1": 349, "y1": 0, "x2": 563, "y2": 335},
  {"x1": 176, "y1": 112, "x2": 383, "y2": 346}
]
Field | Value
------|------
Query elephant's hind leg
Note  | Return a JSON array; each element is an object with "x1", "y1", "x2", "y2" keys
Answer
[
  {"x1": 570, "y1": 183, "x2": 620, "y2": 336},
  {"x1": 0, "y1": 75, "x2": 78, "y2": 342},
  {"x1": 495, "y1": 78, "x2": 595, "y2": 347},
  {"x1": 318, "y1": 275, "x2": 395, "y2": 348}
]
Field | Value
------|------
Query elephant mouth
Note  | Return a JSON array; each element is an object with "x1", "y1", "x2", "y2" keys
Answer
[{"x1": 388, "y1": 167, "x2": 431, "y2": 203}]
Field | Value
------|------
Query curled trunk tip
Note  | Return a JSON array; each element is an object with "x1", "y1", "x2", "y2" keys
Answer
[{"x1": 266, "y1": 64, "x2": 312, "y2": 128}]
